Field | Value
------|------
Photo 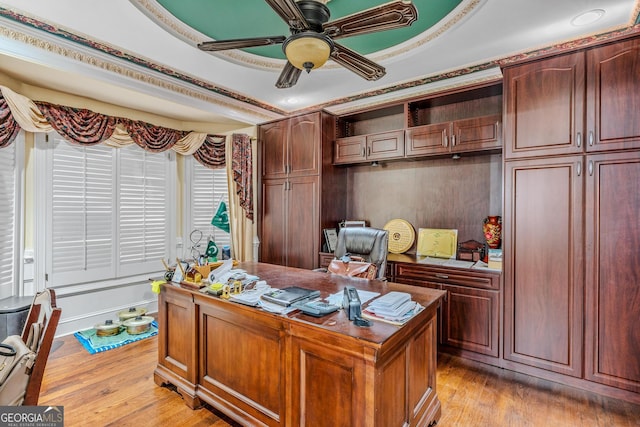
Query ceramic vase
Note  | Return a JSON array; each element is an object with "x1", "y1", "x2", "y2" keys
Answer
[{"x1": 483, "y1": 215, "x2": 502, "y2": 249}]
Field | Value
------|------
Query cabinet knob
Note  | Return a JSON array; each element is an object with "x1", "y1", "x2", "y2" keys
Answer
[
  {"x1": 577, "y1": 161, "x2": 582, "y2": 177},
  {"x1": 589, "y1": 131, "x2": 594, "y2": 146},
  {"x1": 588, "y1": 160, "x2": 594, "y2": 176},
  {"x1": 451, "y1": 135, "x2": 456, "y2": 147},
  {"x1": 576, "y1": 132, "x2": 582, "y2": 148},
  {"x1": 443, "y1": 135, "x2": 448, "y2": 148}
]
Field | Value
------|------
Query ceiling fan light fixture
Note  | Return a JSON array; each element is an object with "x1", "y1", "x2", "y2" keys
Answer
[{"x1": 283, "y1": 32, "x2": 333, "y2": 72}]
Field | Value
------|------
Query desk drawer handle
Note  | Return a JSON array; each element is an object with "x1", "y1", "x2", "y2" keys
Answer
[{"x1": 435, "y1": 273, "x2": 449, "y2": 279}]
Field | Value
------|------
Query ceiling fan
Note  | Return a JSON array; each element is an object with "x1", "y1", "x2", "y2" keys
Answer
[{"x1": 197, "y1": 0, "x2": 418, "y2": 89}]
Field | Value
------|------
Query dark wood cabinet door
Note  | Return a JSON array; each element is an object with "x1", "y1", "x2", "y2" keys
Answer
[
  {"x1": 584, "y1": 151, "x2": 640, "y2": 392},
  {"x1": 586, "y1": 38, "x2": 640, "y2": 152},
  {"x1": 334, "y1": 136, "x2": 366, "y2": 165},
  {"x1": 259, "y1": 179, "x2": 287, "y2": 266},
  {"x1": 367, "y1": 130, "x2": 405, "y2": 161},
  {"x1": 288, "y1": 112, "x2": 321, "y2": 176},
  {"x1": 440, "y1": 284, "x2": 499, "y2": 357},
  {"x1": 286, "y1": 176, "x2": 319, "y2": 270},
  {"x1": 503, "y1": 156, "x2": 584, "y2": 377},
  {"x1": 503, "y1": 52, "x2": 585, "y2": 159},
  {"x1": 405, "y1": 123, "x2": 450, "y2": 157},
  {"x1": 260, "y1": 120, "x2": 288, "y2": 179},
  {"x1": 452, "y1": 114, "x2": 502, "y2": 153}
]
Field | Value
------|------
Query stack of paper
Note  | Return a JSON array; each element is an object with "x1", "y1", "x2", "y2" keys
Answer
[{"x1": 363, "y1": 292, "x2": 424, "y2": 325}]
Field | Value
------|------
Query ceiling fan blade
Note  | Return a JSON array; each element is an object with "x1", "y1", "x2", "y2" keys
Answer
[
  {"x1": 276, "y1": 61, "x2": 303, "y2": 89},
  {"x1": 323, "y1": 0, "x2": 418, "y2": 39},
  {"x1": 265, "y1": 0, "x2": 310, "y2": 31},
  {"x1": 331, "y1": 43, "x2": 386, "y2": 81},
  {"x1": 198, "y1": 36, "x2": 286, "y2": 52}
]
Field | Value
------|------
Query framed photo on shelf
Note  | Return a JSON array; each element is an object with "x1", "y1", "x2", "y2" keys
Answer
[{"x1": 323, "y1": 228, "x2": 339, "y2": 253}]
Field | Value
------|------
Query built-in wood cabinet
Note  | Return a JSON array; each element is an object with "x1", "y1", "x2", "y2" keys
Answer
[
  {"x1": 261, "y1": 113, "x2": 322, "y2": 179},
  {"x1": 586, "y1": 37, "x2": 640, "y2": 152},
  {"x1": 504, "y1": 37, "x2": 640, "y2": 159},
  {"x1": 261, "y1": 176, "x2": 318, "y2": 269},
  {"x1": 406, "y1": 114, "x2": 501, "y2": 157},
  {"x1": 584, "y1": 151, "x2": 640, "y2": 393},
  {"x1": 503, "y1": 51, "x2": 585, "y2": 159},
  {"x1": 392, "y1": 261, "x2": 501, "y2": 364},
  {"x1": 333, "y1": 82, "x2": 503, "y2": 165},
  {"x1": 334, "y1": 130, "x2": 405, "y2": 164},
  {"x1": 502, "y1": 34, "x2": 640, "y2": 400},
  {"x1": 259, "y1": 111, "x2": 346, "y2": 270},
  {"x1": 503, "y1": 156, "x2": 584, "y2": 377}
]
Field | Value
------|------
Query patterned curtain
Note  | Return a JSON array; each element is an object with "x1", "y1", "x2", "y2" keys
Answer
[
  {"x1": 35, "y1": 101, "x2": 117, "y2": 145},
  {"x1": 193, "y1": 134, "x2": 226, "y2": 169},
  {"x1": 119, "y1": 118, "x2": 186, "y2": 152},
  {"x1": 232, "y1": 133, "x2": 253, "y2": 221},
  {"x1": 0, "y1": 92, "x2": 21, "y2": 148}
]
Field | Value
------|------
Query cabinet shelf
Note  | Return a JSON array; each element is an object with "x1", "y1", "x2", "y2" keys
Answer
[
  {"x1": 407, "y1": 84, "x2": 502, "y2": 128},
  {"x1": 333, "y1": 82, "x2": 503, "y2": 165},
  {"x1": 335, "y1": 104, "x2": 405, "y2": 138}
]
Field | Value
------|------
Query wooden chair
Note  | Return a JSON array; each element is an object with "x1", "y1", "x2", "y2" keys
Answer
[{"x1": 19, "y1": 288, "x2": 62, "y2": 405}]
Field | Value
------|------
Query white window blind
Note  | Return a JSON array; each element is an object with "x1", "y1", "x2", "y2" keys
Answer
[
  {"x1": 0, "y1": 140, "x2": 17, "y2": 298},
  {"x1": 186, "y1": 159, "x2": 230, "y2": 259},
  {"x1": 45, "y1": 134, "x2": 173, "y2": 286},
  {"x1": 48, "y1": 140, "x2": 115, "y2": 285},
  {"x1": 118, "y1": 145, "x2": 170, "y2": 276}
]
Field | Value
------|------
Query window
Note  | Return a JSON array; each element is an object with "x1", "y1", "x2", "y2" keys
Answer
[
  {"x1": 183, "y1": 156, "x2": 230, "y2": 261},
  {"x1": 37, "y1": 132, "x2": 175, "y2": 287},
  {"x1": 0, "y1": 133, "x2": 23, "y2": 299}
]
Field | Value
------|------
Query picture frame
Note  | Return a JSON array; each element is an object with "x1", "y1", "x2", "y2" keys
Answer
[
  {"x1": 323, "y1": 228, "x2": 339, "y2": 253},
  {"x1": 416, "y1": 228, "x2": 458, "y2": 259}
]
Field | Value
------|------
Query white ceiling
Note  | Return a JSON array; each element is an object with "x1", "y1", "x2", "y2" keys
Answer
[{"x1": 0, "y1": 0, "x2": 638, "y2": 130}]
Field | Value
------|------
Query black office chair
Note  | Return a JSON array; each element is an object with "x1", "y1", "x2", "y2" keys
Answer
[{"x1": 329, "y1": 227, "x2": 389, "y2": 280}]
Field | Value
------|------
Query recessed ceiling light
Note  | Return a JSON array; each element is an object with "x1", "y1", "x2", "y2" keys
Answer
[
  {"x1": 571, "y1": 9, "x2": 605, "y2": 26},
  {"x1": 284, "y1": 97, "x2": 299, "y2": 105}
]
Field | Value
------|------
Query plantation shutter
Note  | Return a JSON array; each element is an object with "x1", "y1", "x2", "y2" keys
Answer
[
  {"x1": 191, "y1": 161, "x2": 230, "y2": 254},
  {"x1": 48, "y1": 137, "x2": 115, "y2": 286},
  {"x1": 118, "y1": 145, "x2": 170, "y2": 276},
  {"x1": 0, "y1": 140, "x2": 17, "y2": 298}
]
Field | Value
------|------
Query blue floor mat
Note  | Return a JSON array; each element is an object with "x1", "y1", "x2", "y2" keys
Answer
[{"x1": 74, "y1": 320, "x2": 158, "y2": 354}]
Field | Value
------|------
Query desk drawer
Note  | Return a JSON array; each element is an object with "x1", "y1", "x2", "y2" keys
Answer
[{"x1": 395, "y1": 263, "x2": 500, "y2": 290}]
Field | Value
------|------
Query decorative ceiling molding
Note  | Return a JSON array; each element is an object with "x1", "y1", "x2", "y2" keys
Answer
[
  {"x1": 130, "y1": 0, "x2": 482, "y2": 71},
  {"x1": 1, "y1": 3, "x2": 639, "y2": 122},
  {"x1": 0, "y1": 6, "x2": 285, "y2": 121}
]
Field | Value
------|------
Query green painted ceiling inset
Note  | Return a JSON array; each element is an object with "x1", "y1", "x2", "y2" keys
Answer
[{"x1": 157, "y1": 0, "x2": 462, "y2": 59}]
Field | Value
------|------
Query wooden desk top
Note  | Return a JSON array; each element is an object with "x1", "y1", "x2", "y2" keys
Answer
[{"x1": 176, "y1": 261, "x2": 445, "y2": 347}]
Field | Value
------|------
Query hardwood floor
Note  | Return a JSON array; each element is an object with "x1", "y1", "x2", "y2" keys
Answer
[{"x1": 38, "y1": 334, "x2": 640, "y2": 426}]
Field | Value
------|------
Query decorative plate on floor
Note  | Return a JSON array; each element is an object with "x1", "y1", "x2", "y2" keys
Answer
[{"x1": 383, "y1": 219, "x2": 415, "y2": 254}]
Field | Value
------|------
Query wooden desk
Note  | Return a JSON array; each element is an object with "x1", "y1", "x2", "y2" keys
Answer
[{"x1": 154, "y1": 262, "x2": 445, "y2": 427}]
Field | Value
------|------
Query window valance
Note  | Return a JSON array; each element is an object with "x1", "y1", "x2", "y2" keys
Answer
[{"x1": 0, "y1": 85, "x2": 225, "y2": 169}]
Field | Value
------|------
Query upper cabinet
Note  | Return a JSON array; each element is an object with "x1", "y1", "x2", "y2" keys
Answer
[
  {"x1": 261, "y1": 112, "x2": 321, "y2": 179},
  {"x1": 504, "y1": 37, "x2": 640, "y2": 159},
  {"x1": 333, "y1": 83, "x2": 503, "y2": 165},
  {"x1": 333, "y1": 105, "x2": 405, "y2": 165},
  {"x1": 586, "y1": 37, "x2": 640, "y2": 152},
  {"x1": 503, "y1": 52, "x2": 585, "y2": 159},
  {"x1": 406, "y1": 85, "x2": 502, "y2": 158}
]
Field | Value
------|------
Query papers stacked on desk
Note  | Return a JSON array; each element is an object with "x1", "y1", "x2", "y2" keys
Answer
[{"x1": 362, "y1": 291, "x2": 424, "y2": 325}]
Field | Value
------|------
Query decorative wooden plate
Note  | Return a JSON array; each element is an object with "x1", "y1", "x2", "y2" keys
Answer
[{"x1": 383, "y1": 219, "x2": 415, "y2": 254}]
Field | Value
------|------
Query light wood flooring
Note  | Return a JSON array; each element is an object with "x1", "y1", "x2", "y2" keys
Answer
[{"x1": 38, "y1": 334, "x2": 640, "y2": 426}]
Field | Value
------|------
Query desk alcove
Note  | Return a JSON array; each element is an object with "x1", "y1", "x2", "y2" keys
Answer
[{"x1": 154, "y1": 262, "x2": 446, "y2": 427}]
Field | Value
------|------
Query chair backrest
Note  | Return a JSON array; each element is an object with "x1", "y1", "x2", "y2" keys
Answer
[
  {"x1": 334, "y1": 227, "x2": 389, "y2": 280},
  {"x1": 19, "y1": 288, "x2": 61, "y2": 406}
]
